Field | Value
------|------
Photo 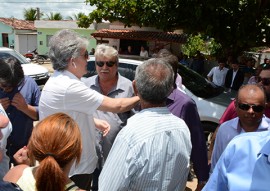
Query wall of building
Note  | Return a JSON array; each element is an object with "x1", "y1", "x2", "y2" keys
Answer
[
  {"x1": 0, "y1": 22, "x2": 14, "y2": 48},
  {"x1": 35, "y1": 20, "x2": 97, "y2": 55}
]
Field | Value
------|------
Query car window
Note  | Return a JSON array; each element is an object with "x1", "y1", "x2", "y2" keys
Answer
[
  {"x1": 178, "y1": 64, "x2": 224, "y2": 98},
  {"x1": 0, "y1": 50, "x2": 29, "y2": 64}
]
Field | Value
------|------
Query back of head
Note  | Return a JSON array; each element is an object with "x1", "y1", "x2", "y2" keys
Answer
[
  {"x1": 95, "y1": 44, "x2": 119, "y2": 63},
  {"x1": 157, "y1": 54, "x2": 178, "y2": 84},
  {"x1": 157, "y1": 49, "x2": 172, "y2": 58},
  {"x1": 135, "y1": 58, "x2": 174, "y2": 104},
  {"x1": 28, "y1": 113, "x2": 82, "y2": 191},
  {"x1": 0, "y1": 57, "x2": 24, "y2": 87},
  {"x1": 49, "y1": 29, "x2": 88, "y2": 71}
]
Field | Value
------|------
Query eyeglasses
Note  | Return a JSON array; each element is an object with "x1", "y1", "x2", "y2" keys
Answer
[
  {"x1": 237, "y1": 103, "x2": 265, "y2": 113},
  {"x1": 257, "y1": 76, "x2": 270, "y2": 86},
  {"x1": 95, "y1": 61, "x2": 116, "y2": 67}
]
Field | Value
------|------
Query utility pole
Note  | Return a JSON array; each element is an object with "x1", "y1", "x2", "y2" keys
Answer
[{"x1": 36, "y1": 7, "x2": 40, "y2": 20}]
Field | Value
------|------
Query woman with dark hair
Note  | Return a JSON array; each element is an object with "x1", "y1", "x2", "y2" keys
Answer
[{"x1": 4, "y1": 113, "x2": 84, "y2": 191}]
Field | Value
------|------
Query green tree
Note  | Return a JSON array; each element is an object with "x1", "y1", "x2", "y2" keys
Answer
[
  {"x1": 46, "y1": 12, "x2": 63, "y2": 20},
  {"x1": 23, "y1": 8, "x2": 42, "y2": 21},
  {"x1": 79, "y1": 0, "x2": 270, "y2": 55},
  {"x1": 66, "y1": 12, "x2": 86, "y2": 20}
]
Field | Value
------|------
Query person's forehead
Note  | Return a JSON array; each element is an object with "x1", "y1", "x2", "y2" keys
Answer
[
  {"x1": 259, "y1": 70, "x2": 270, "y2": 77},
  {"x1": 238, "y1": 88, "x2": 264, "y2": 102}
]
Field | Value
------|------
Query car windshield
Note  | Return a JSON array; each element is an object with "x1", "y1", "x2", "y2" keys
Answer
[
  {"x1": 178, "y1": 64, "x2": 224, "y2": 98},
  {"x1": 0, "y1": 50, "x2": 29, "y2": 64},
  {"x1": 86, "y1": 58, "x2": 224, "y2": 99}
]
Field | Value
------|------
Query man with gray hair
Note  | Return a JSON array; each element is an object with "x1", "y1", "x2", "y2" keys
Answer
[
  {"x1": 39, "y1": 29, "x2": 139, "y2": 190},
  {"x1": 99, "y1": 58, "x2": 192, "y2": 191}
]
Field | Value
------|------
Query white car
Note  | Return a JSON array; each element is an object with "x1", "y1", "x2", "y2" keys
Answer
[
  {"x1": 85, "y1": 57, "x2": 235, "y2": 140},
  {"x1": 0, "y1": 47, "x2": 50, "y2": 88}
]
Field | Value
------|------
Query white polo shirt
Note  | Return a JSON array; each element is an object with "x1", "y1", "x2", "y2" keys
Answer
[
  {"x1": 207, "y1": 66, "x2": 228, "y2": 86},
  {"x1": 39, "y1": 70, "x2": 104, "y2": 176}
]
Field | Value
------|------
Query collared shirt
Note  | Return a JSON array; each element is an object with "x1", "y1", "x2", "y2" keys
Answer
[
  {"x1": 0, "y1": 104, "x2": 12, "y2": 179},
  {"x1": 230, "y1": 69, "x2": 238, "y2": 87},
  {"x1": 39, "y1": 70, "x2": 104, "y2": 176},
  {"x1": 82, "y1": 73, "x2": 134, "y2": 162},
  {"x1": 0, "y1": 76, "x2": 40, "y2": 162},
  {"x1": 211, "y1": 116, "x2": 270, "y2": 171},
  {"x1": 166, "y1": 88, "x2": 209, "y2": 181},
  {"x1": 204, "y1": 131, "x2": 270, "y2": 191},
  {"x1": 207, "y1": 66, "x2": 229, "y2": 86},
  {"x1": 99, "y1": 107, "x2": 192, "y2": 191}
]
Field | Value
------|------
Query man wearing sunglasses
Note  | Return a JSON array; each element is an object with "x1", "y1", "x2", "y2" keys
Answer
[
  {"x1": 210, "y1": 84, "x2": 270, "y2": 172},
  {"x1": 82, "y1": 44, "x2": 135, "y2": 190}
]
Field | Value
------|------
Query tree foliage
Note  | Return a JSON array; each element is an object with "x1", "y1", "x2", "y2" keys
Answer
[
  {"x1": 79, "y1": 0, "x2": 270, "y2": 55},
  {"x1": 23, "y1": 8, "x2": 42, "y2": 21},
  {"x1": 46, "y1": 12, "x2": 63, "y2": 20},
  {"x1": 66, "y1": 12, "x2": 86, "y2": 20}
]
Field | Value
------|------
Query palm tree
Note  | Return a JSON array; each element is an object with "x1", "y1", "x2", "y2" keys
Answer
[
  {"x1": 23, "y1": 8, "x2": 37, "y2": 21},
  {"x1": 66, "y1": 12, "x2": 86, "y2": 20},
  {"x1": 46, "y1": 12, "x2": 63, "y2": 20}
]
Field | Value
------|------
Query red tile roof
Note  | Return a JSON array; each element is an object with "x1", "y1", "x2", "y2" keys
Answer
[
  {"x1": 92, "y1": 29, "x2": 187, "y2": 43},
  {"x1": 0, "y1": 18, "x2": 35, "y2": 30}
]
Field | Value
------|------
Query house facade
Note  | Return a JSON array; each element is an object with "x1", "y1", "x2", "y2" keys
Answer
[
  {"x1": 34, "y1": 20, "x2": 97, "y2": 55},
  {"x1": 0, "y1": 18, "x2": 37, "y2": 54}
]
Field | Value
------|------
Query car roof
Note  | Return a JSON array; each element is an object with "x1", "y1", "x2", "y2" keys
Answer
[{"x1": 0, "y1": 47, "x2": 14, "y2": 51}]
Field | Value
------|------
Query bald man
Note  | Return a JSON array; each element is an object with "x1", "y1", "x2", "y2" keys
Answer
[{"x1": 211, "y1": 84, "x2": 270, "y2": 171}]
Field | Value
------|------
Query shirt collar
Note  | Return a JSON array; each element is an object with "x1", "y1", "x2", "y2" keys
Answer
[{"x1": 91, "y1": 73, "x2": 125, "y2": 92}]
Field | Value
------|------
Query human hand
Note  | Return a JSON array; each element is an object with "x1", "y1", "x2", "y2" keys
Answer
[
  {"x1": 94, "y1": 118, "x2": 110, "y2": 136},
  {"x1": 13, "y1": 146, "x2": 30, "y2": 165},
  {"x1": 0, "y1": 97, "x2": 11, "y2": 110},
  {"x1": 11, "y1": 93, "x2": 27, "y2": 111}
]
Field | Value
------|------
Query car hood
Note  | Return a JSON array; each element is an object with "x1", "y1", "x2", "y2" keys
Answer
[
  {"x1": 21, "y1": 63, "x2": 49, "y2": 75},
  {"x1": 206, "y1": 90, "x2": 237, "y2": 107}
]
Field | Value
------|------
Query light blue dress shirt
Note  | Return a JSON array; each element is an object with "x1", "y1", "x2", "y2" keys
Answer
[
  {"x1": 211, "y1": 116, "x2": 270, "y2": 172},
  {"x1": 99, "y1": 107, "x2": 192, "y2": 191},
  {"x1": 204, "y1": 130, "x2": 270, "y2": 191}
]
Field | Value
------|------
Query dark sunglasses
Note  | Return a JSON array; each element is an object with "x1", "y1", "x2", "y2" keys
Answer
[
  {"x1": 95, "y1": 61, "x2": 116, "y2": 67},
  {"x1": 257, "y1": 76, "x2": 270, "y2": 86},
  {"x1": 237, "y1": 103, "x2": 265, "y2": 113}
]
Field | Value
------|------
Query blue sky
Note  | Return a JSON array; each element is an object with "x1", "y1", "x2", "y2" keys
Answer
[{"x1": 0, "y1": 0, "x2": 95, "y2": 20}]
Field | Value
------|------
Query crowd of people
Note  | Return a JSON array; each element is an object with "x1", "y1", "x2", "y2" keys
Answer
[{"x1": 1, "y1": 28, "x2": 270, "y2": 191}]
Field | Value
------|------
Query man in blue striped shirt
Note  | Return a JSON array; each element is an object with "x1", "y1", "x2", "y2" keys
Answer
[{"x1": 99, "y1": 58, "x2": 192, "y2": 191}]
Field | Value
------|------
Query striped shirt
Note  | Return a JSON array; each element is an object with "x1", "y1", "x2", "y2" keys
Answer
[{"x1": 99, "y1": 107, "x2": 192, "y2": 191}]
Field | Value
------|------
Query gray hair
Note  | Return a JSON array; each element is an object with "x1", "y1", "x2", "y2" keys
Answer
[
  {"x1": 48, "y1": 29, "x2": 89, "y2": 71},
  {"x1": 135, "y1": 58, "x2": 174, "y2": 104},
  {"x1": 95, "y1": 44, "x2": 119, "y2": 63}
]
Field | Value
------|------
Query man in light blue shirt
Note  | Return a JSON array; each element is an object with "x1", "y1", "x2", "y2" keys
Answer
[
  {"x1": 211, "y1": 84, "x2": 270, "y2": 171},
  {"x1": 99, "y1": 58, "x2": 192, "y2": 191},
  {"x1": 204, "y1": 130, "x2": 270, "y2": 191}
]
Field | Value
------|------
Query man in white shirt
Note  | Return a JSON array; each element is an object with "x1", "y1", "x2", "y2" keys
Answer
[
  {"x1": 39, "y1": 29, "x2": 139, "y2": 190},
  {"x1": 207, "y1": 57, "x2": 228, "y2": 87}
]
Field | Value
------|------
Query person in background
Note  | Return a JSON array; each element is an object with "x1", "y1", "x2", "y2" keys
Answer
[
  {"x1": 190, "y1": 51, "x2": 205, "y2": 75},
  {"x1": 225, "y1": 59, "x2": 244, "y2": 91},
  {"x1": 248, "y1": 64, "x2": 263, "y2": 84},
  {"x1": 39, "y1": 29, "x2": 139, "y2": 190},
  {"x1": 0, "y1": 57, "x2": 40, "y2": 166},
  {"x1": 207, "y1": 57, "x2": 229, "y2": 87},
  {"x1": 210, "y1": 84, "x2": 270, "y2": 171},
  {"x1": 125, "y1": 45, "x2": 135, "y2": 55},
  {"x1": 139, "y1": 46, "x2": 149, "y2": 57},
  {"x1": 0, "y1": 103, "x2": 12, "y2": 179},
  {"x1": 242, "y1": 58, "x2": 255, "y2": 84},
  {"x1": 0, "y1": 107, "x2": 23, "y2": 190},
  {"x1": 4, "y1": 113, "x2": 85, "y2": 191},
  {"x1": 99, "y1": 58, "x2": 191, "y2": 191},
  {"x1": 203, "y1": 130, "x2": 270, "y2": 191},
  {"x1": 157, "y1": 52, "x2": 209, "y2": 190},
  {"x1": 82, "y1": 44, "x2": 134, "y2": 190},
  {"x1": 89, "y1": 48, "x2": 95, "y2": 55}
]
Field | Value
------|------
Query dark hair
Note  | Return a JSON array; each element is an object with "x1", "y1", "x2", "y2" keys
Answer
[
  {"x1": 0, "y1": 57, "x2": 24, "y2": 87},
  {"x1": 217, "y1": 57, "x2": 227, "y2": 64}
]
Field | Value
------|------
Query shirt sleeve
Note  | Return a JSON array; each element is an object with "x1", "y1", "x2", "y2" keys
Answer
[{"x1": 99, "y1": 135, "x2": 137, "y2": 191}]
